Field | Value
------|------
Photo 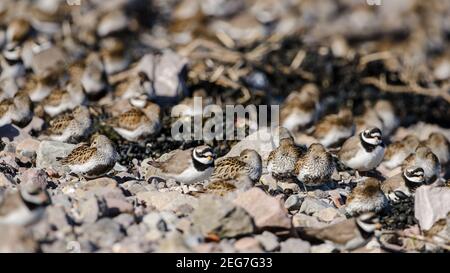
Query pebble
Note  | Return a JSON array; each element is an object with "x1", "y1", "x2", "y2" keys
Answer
[
  {"x1": 233, "y1": 188, "x2": 291, "y2": 229},
  {"x1": 259, "y1": 174, "x2": 278, "y2": 192},
  {"x1": 31, "y1": 46, "x2": 66, "y2": 77},
  {"x1": 126, "y1": 223, "x2": 149, "y2": 239},
  {"x1": 19, "y1": 168, "x2": 48, "y2": 189},
  {"x1": 41, "y1": 240, "x2": 76, "y2": 253},
  {"x1": 201, "y1": 0, "x2": 244, "y2": 17},
  {"x1": 292, "y1": 213, "x2": 327, "y2": 229},
  {"x1": 75, "y1": 178, "x2": 124, "y2": 201},
  {"x1": 284, "y1": 194, "x2": 304, "y2": 211},
  {"x1": 234, "y1": 237, "x2": 263, "y2": 252},
  {"x1": 15, "y1": 138, "x2": 40, "y2": 159},
  {"x1": 279, "y1": 238, "x2": 311, "y2": 253},
  {"x1": 0, "y1": 153, "x2": 20, "y2": 169},
  {"x1": 36, "y1": 141, "x2": 75, "y2": 173},
  {"x1": 0, "y1": 0, "x2": 446, "y2": 254},
  {"x1": 157, "y1": 182, "x2": 166, "y2": 190},
  {"x1": 278, "y1": 181, "x2": 301, "y2": 193},
  {"x1": 136, "y1": 50, "x2": 188, "y2": 101},
  {"x1": 46, "y1": 206, "x2": 73, "y2": 234},
  {"x1": 113, "y1": 163, "x2": 128, "y2": 172},
  {"x1": 104, "y1": 197, "x2": 134, "y2": 215},
  {"x1": 311, "y1": 243, "x2": 336, "y2": 253},
  {"x1": 414, "y1": 186, "x2": 450, "y2": 231},
  {"x1": 157, "y1": 231, "x2": 192, "y2": 252},
  {"x1": 315, "y1": 207, "x2": 341, "y2": 222},
  {"x1": 255, "y1": 231, "x2": 279, "y2": 252},
  {"x1": 0, "y1": 173, "x2": 14, "y2": 188},
  {"x1": 81, "y1": 218, "x2": 125, "y2": 250},
  {"x1": 80, "y1": 196, "x2": 106, "y2": 224},
  {"x1": 112, "y1": 237, "x2": 153, "y2": 253},
  {"x1": 113, "y1": 213, "x2": 135, "y2": 229},
  {"x1": 165, "y1": 179, "x2": 179, "y2": 188},
  {"x1": 50, "y1": 194, "x2": 73, "y2": 211},
  {"x1": 0, "y1": 225, "x2": 38, "y2": 252},
  {"x1": 299, "y1": 196, "x2": 333, "y2": 216},
  {"x1": 120, "y1": 180, "x2": 148, "y2": 195},
  {"x1": 143, "y1": 211, "x2": 178, "y2": 234},
  {"x1": 192, "y1": 195, "x2": 254, "y2": 238},
  {"x1": 136, "y1": 191, "x2": 198, "y2": 212}
]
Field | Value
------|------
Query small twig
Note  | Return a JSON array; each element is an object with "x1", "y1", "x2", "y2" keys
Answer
[
  {"x1": 358, "y1": 51, "x2": 394, "y2": 70},
  {"x1": 210, "y1": 65, "x2": 225, "y2": 83},
  {"x1": 381, "y1": 230, "x2": 450, "y2": 251},
  {"x1": 360, "y1": 75, "x2": 450, "y2": 103},
  {"x1": 236, "y1": 87, "x2": 252, "y2": 104},
  {"x1": 189, "y1": 50, "x2": 242, "y2": 64},
  {"x1": 290, "y1": 49, "x2": 306, "y2": 70},
  {"x1": 245, "y1": 40, "x2": 281, "y2": 62},
  {"x1": 215, "y1": 75, "x2": 241, "y2": 90},
  {"x1": 216, "y1": 31, "x2": 235, "y2": 49},
  {"x1": 108, "y1": 64, "x2": 138, "y2": 84}
]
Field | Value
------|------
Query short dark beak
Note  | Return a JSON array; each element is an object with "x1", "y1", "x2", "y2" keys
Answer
[{"x1": 394, "y1": 190, "x2": 409, "y2": 200}]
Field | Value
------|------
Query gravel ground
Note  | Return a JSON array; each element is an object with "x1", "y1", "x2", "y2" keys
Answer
[{"x1": 0, "y1": 0, "x2": 450, "y2": 253}]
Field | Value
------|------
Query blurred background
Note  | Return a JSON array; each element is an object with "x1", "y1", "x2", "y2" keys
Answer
[
  {"x1": 1, "y1": 0, "x2": 450, "y2": 124},
  {"x1": 1, "y1": 0, "x2": 450, "y2": 254}
]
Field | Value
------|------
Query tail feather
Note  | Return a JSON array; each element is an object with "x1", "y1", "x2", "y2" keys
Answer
[
  {"x1": 101, "y1": 116, "x2": 115, "y2": 126},
  {"x1": 330, "y1": 153, "x2": 351, "y2": 172},
  {"x1": 56, "y1": 156, "x2": 68, "y2": 164}
]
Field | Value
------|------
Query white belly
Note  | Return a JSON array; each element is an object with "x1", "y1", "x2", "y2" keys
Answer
[
  {"x1": 416, "y1": 158, "x2": 441, "y2": 181},
  {"x1": 82, "y1": 74, "x2": 104, "y2": 94},
  {"x1": 345, "y1": 145, "x2": 385, "y2": 171},
  {"x1": 114, "y1": 125, "x2": 149, "y2": 142},
  {"x1": 432, "y1": 149, "x2": 449, "y2": 165},
  {"x1": 320, "y1": 127, "x2": 353, "y2": 147},
  {"x1": 383, "y1": 153, "x2": 407, "y2": 169},
  {"x1": 0, "y1": 115, "x2": 12, "y2": 127},
  {"x1": 68, "y1": 158, "x2": 98, "y2": 174},
  {"x1": 170, "y1": 165, "x2": 213, "y2": 184},
  {"x1": 0, "y1": 206, "x2": 44, "y2": 226},
  {"x1": 105, "y1": 58, "x2": 129, "y2": 75},
  {"x1": 44, "y1": 102, "x2": 71, "y2": 117},
  {"x1": 345, "y1": 193, "x2": 387, "y2": 216},
  {"x1": 29, "y1": 86, "x2": 52, "y2": 102},
  {"x1": 50, "y1": 130, "x2": 72, "y2": 142},
  {"x1": 282, "y1": 111, "x2": 313, "y2": 131}
]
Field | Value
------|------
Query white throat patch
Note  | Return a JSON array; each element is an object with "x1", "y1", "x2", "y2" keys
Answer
[{"x1": 362, "y1": 133, "x2": 381, "y2": 146}]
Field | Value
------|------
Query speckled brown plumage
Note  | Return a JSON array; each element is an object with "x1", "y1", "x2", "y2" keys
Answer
[
  {"x1": 58, "y1": 143, "x2": 96, "y2": 165},
  {"x1": 313, "y1": 108, "x2": 354, "y2": 147},
  {"x1": 295, "y1": 143, "x2": 335, "y2": 186},
  {"x1": 280, "y1": 84, "x2": 321, "y2": 130},
  {"x1": 42, "y1": 88, "x2": 67, "y2": 106},
  {"x1": 7, "y1": 18, "x2": 30, "y2": 42},
  {"x1": 0, "y1": 98, "x2": 12, "y2": 117},
  {"x1": 213, "y1": 158, "x2": 247, "y2": 180},
  {"x1": 267, "y1": 137, "x2": 304, "y2": 178},
  {"x1": 422, "y1": 132, "x2": 450, "y2": 165},
  {"x1": 345, "y1": 178, "x2": 388, "y2": 216},
  {"x1": 57, "y1": 135, "x2": 118, "y2": 177},
  {"x1": 47, "y1": 113, "x2": 73, "y2": 134},
  {"x1": 0, "y1": 91, "x2": 32, "y2": 127},
  {"x1": 107, "y1": 108, "x2": 149, "y2": 131},
  {"x1": 402, "y1": 145, "x2": 441, "y2": 183},
  {"x1": 211, "y1": 149, "x2": 262, "y2": 182},
  {"x1": 384, "y1": 135, "x2": 419, "y2": 159}
]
